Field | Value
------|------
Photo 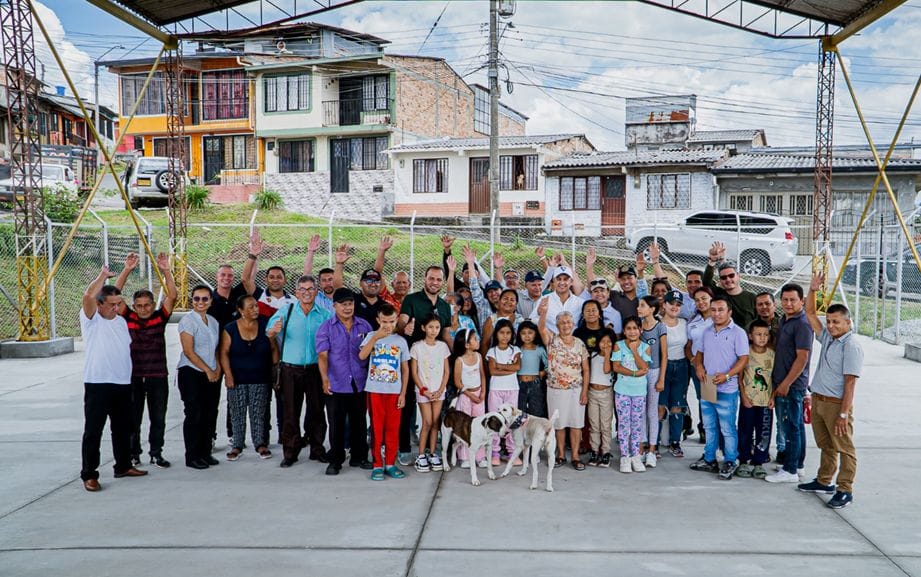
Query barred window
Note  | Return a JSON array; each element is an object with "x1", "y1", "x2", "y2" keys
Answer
[
  {"x1": 278, "y1": 140, "x2": 314, "y2": 173},
  {"x1": 559, "y1": 176, "x2": 601, "y2": 211},
  {"x1": 647, "y1": 173, "x2": 691, "y2": 210},
  {"x1": 499, "y1": 154, "x2": 538, "y2": 190},
  {"x1": 730, "y1": 195, "x2": 753, "y2": 211},
  {"x1": 264, "y1": 73, "x2": 310, "y2": 112},
  {"x1": 791, "y1": 194, "x2": 813, "y2": 216},
  {"x1": 339, "y1": 136, "x2": 389, "y2": 171},
  {"x1": 413, "y1": 159, "x2": 448, "y2": 193},
  {"x1": 362, "y1": 75, "x2": 390, "y2": 111},
  {"x1": 202, "y1": 70, "x2": 248, "y2": 120},
  {"x1": 760, "y1": 194, "x2": 783, "y2": 214}
]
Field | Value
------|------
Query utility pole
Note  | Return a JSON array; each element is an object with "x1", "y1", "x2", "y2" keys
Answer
[
  {"x1": 94, "y1": 45, "x2": 123, "y2": 163},
  {"x1": 488, "y1": 0, "x2": 500, "y2": 246}
]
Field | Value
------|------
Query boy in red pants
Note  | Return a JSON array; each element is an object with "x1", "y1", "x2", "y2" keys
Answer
[{"x1": 359, "y1": 303, "x2": 410, "y2": 480}]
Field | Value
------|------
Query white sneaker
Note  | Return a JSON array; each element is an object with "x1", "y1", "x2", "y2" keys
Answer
[
  {"x1": 414, "y1": 454, "x2": 431, "y2": 473},
  {"x1": 477, "y1": 458, "x2": 489, "y2": 468},
  {"x1": 765, "y1": 469, "x2": 800, "y2": 483},
  {"x1": 619, "y1": 457, "x2": 632, "y2": 473},
  {"x1": 429, "y1": 453, "x2": 443, "y2": 472},
  {"x1": 797, "y1": 468, "x2": 805, "y2": 477},
  {"x1": 631, "y1": 455, "x2": 646, "y2": 472},
  {"x1": 460, "y1": 460, "x2": 471, "y2": 469},
  {"x1": 398, "y1": 452, "x2": 412, "y2": 466},
  {"x1": 645, "y1": 452, "x2": 657, "y2": 468}
]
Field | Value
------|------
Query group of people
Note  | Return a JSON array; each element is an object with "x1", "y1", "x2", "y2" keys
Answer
[{"x1": 78, "y1": 233, "x2": 863, "y2": 508}]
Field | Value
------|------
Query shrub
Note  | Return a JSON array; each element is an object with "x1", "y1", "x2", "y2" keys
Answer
[
  {"x1": 185, "y1": 185, "x2": 210, "y2": 211},
  {"x1": 43, "y1": 184, "x2": 81, "y2": 222},
  {"x1": 253, "y1": 189, "x2": 283, "y2": 211}
]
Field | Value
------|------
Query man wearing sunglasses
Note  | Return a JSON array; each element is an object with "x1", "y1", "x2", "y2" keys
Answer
[
  {"x1": 332, "y1": 243, "x2": 385, "y2": 330},
  {"x1": 702, "y1": 241, "x2": 757, "y2": 331}
]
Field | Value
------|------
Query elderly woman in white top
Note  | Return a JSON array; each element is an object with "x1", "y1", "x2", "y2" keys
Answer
[
  {"x1": 177, "y1": 284, "x2": 222, "y2": 470},
  {"x1": 537, "y1": 302, "x2": 590, "y2": 471}
]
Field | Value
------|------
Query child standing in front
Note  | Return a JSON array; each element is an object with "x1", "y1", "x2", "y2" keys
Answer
[
  {"x1": 587, "y1": 330, "x2": 616, "y2": 467},
  {"x1": 611, "y1": 317, "x2": 651, "y2": 473},
  {"x1": 452, "y1": 328, "x2": 487, "y2": 469},
  {"x1": 516, "y1": 320, "x2": 548, "y2": 418},
  {"x1": 359, "y1": 303, "x2": 410, "y2": 481},
  {"x1": 486, "y1": 319, "x2": 521, "y2": 466},
  {"x1": 638, "y1": 296, "x2": 667, "y2": 468},
  {"x1": 737, "y1": 319, "x2": 774, "y2": 479},
  {"x1": 410, "y1": 314, "x2": 451, "y2": 474}
]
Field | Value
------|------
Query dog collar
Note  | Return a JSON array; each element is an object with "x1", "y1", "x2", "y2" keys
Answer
[{"x1": 509, "y1": 413, "x2": 528, "y2": 430}]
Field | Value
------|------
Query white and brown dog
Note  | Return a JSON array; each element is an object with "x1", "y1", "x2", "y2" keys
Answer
[
  {"x1": 441, "y1": 399, "x2": 519, "y2": 486},
  {"x1": 500, "y1": 410, "x2": 560, "y2": 492}
]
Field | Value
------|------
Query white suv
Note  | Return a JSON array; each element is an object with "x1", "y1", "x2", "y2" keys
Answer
[{"x1": 627, "y1": 210, "x2": 796, "y2": 275}]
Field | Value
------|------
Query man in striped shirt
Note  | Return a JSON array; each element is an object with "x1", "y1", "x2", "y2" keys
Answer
[{"x1": 115, "y1": 252, "x2": 178, "y2": 469}]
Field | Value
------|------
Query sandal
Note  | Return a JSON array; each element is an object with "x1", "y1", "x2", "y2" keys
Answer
[
  {"x1": 572, "y1": 460, "x2": 586, "y2": 471},
  {"x1": 554, "y1": 457, "x2": 566, "y2": 468},
  {"x1": 256, "y1": 446, "x2": 272, "y2": 460},
  {"x1": 370, "y1": 467, "x2": 385, "y2": 481},
  {"x1": 385, "y1": 465, "x2": 406, "y2": 479},
  {"x1": 226, "y1": 448, "x2": 242, "y2": 461}
]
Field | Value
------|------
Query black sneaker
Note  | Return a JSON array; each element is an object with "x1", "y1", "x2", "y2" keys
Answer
[
  {"x1": 150, "y1": 455, "x2": 171, "y2": 469},
  {"x1": 599, "y1": 453, "x2": 612, "y2": 468},
  {"x1": 203, "y1": 456, "x2": 219, "y2": 466},
  {"x1": 280, "y1": 458, "x2": 297, "y2": 468},
  {"x1": 587, "y1": 451, "x2": 600, "y2": 467},
  {"x1": 798, "y1": 479, "x2": 836, "y2": 494},
  {"x1": 690, "y1": 457, "x2": 718, "y2": 473},
  {"x1": 325, "y1": 463, "x2": 341, "y2": 476},
  {"x1": 349, "y1": 459, "x2": 374, "y2": 470},
  {"x1": 185, "y1": 458, "x2": 209, "y2": 470},
  {"x1": 827, "y1": 491, "x2": 853, "y2": 509},
  {"x1": 775, "y1": 450, "x2": 786, "y2": 464},
  {"x1": 719, "y1": 460, "x2": 738, "y2": 480}
]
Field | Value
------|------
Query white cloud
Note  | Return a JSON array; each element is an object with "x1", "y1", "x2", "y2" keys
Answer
[{"x1": 29, "y1": 2, "x2": 96, "y2": 105}]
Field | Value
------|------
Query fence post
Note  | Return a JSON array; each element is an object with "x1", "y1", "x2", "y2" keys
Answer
[
  {"x1": 327, "y1": 211, "x2": 335, "y2": 269},
  {"x1": 410, "y1": 210, "x2": 417, "y2": 285},
  {"x1": 88, "y1": 208, "x2": 109, "y2": 271},
  {"x1": 45, "y1": 217, "x2": 56, "y2": 339},
  {"x1": 490, "y1": 210, "x2": 497, "y2": 277},
  {"x1": 855, "y1": 226, "x2": 862, "y2": 335}
]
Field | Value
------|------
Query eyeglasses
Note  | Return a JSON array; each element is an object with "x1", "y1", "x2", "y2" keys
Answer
[
  {"x1": 192, "y1": 296, "x2": 211, "y2": 302},
  {"x1": 296, "y1": 287, "x2": 316, "y2": 293},
  {"x1": 362, "y1": 278, "x2": 381, "y2": 284},
  {"x1": 719, "y1": 273, "x2": 736, "y2": 280},
  {"x1": 590, "y1": 279, "x2": 607, "y2": 287}
]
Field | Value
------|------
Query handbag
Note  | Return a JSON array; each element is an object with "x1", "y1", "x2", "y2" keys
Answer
[{"x1": 272, "y1": 303, "x2": 295, "y2": 391}]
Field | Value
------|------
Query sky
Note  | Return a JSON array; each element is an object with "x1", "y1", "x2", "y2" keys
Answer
[{"x1": 21, "y1": 0, "x2": 921, "y2": 151}]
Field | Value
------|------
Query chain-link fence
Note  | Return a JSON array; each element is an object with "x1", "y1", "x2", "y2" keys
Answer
[{"x1": 2, "y1": 213, "x2": 921, "y2": 346}]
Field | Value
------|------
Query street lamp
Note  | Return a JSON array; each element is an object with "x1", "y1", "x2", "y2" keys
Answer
[{"x1": 94, "y1": 45, "x2": 124, "y2": 154}]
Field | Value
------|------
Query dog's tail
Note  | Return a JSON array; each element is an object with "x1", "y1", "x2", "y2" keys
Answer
[{"x1": 547, "y1": 409, "x2": 560, "y2": 431}]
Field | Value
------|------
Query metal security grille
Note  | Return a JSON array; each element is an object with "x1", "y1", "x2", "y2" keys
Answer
[
  {"x1": 730, "y1": 194, "x2": 753, "y2": 211},
  {"x1": 412, "y1": 158, "x2": 448, "y2": 193},
  {"x1": 647, "y1": 173, "x2": 691, "y2": 209}
]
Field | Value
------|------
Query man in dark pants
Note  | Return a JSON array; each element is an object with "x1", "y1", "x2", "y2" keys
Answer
[
  {"x1": 766, "y1": 283, "x2": 814, "y2": 484},
  {"x1": 316, "y1": 288, "x2": 374, "y2": 475},
  {"x1": 397, "y1": 265, "x2": 452, "y2": 466},
  {"x1": 267, "y1": 275, "x2": 332, "y2": 467},
  {"x1": 114, "y1": 252, "x2": 177, "y2": 468},
  {"x1": 80, "y1": 266, "x2": 148, "y2": 491}
]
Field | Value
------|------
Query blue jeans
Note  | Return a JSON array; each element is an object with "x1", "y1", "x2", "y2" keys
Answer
[
  {"x1": 775, "y1": 388, "x2": 806, "y2": 474},
  {"x1": 660, "y1": 359, "x2": 689, "y2": 444},
  {"x1": 701, "y1": 391, "x2": 739, "y2": 463},
  {"x1": 774, "y1": 403, "x2": 787, "y2": 451}
]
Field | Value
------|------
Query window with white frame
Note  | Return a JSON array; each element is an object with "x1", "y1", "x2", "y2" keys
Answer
[
  {"x1": 791, "y1": 194, "x2": 813, "y2": 216},
  {"x1": 760, "y1": 194, "x2": 783, "y2": 214},
  {"x1": 264, "y1": 73, "x2": 310, "y2": 112},
  {"x1": 499, "y1": 154, "x2": 538, "y2": 190},
  {"x1": 646, "y1": 173, "x2": 691, "y2": 210},
  {"x1": 729, "y1": 194, "x2": 753, "y2": 211},
  {"x1": 559, "y1": 176, "x2": 602, "y2": 211},
  {"x1": 413, "y1": 158, "x2": 448, "y2": 193}
]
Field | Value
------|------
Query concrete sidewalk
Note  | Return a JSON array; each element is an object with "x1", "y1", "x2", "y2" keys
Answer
[{"x1": 0, "y1": 328, "x2": 918, "y2": 577}]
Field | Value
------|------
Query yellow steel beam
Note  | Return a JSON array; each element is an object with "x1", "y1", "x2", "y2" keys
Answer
[
  {"x1": 833, "y1": 46, "x2": 921, "y2": 302},
  {"x1": 830, "y1": 0, "x2": 908, "y2": 46},
  {"x1": 31, "y1": 4, "x2": 168, "y2": 295},
  {"x1": 83, "y1": 0, "x2": 177, "y2": 48},
  {"x1": 829, "y1": 72, "x2": 921, "y2": 302}
]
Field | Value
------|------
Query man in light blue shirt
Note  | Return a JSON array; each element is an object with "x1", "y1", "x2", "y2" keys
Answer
[{"x1": 268, "y1": 275, "x2": 332, "y2": 468}]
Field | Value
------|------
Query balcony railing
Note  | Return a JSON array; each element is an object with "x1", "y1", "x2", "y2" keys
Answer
[
  {"x1": 218, "y1": 168, "x2": 261, "y2": 185},
  {"x1": 322, "y1": 98, "x2": 393, "y2": 127}
]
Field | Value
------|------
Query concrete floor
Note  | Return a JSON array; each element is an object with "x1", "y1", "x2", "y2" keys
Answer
[{"x1": 0, "y1": 327, "x2": 918, "y2": 577}]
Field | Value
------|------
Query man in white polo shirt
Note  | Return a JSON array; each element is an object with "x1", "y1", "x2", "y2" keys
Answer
[
  {"x1": 80, "y1": 266, "x2": 148, "y2": 492},
  {"x1": 529, "y1": 265, "x2": 585, "y2": 335}
]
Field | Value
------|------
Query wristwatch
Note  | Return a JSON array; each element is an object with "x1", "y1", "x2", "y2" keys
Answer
[{"x1": 838, "y1": 412, "x2": 848, "y2": 419}]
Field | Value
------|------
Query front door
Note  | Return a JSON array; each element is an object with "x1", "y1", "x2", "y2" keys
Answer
[
  {"x1": 469, "y1": 157, "x2": 489, "y2": 214},
  {"x1": 330, "y1": 138, "x2": 350, "y2": 193},
  {"x1": 202, "y1": 136, "x2": 224, "y2": 185},
  {"x1": 601, "y1": 175, "x2": 626, "y2": 236}
]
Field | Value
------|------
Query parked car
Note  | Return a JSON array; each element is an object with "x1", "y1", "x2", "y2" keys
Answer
[
  {"x1": 123, "y1": 156, "x2": 187, "y2": 208},
  {"x1": 841, "y1": 243, "x2": 921, "y2": 297},
  {"x1": 627, "y1": 209, "x2": 797, "y2": 275},
  {"x1": 0, "y1": 164, "x2": 79, "y2": 201}
]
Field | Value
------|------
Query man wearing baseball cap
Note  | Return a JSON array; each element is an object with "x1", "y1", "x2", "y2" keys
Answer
[
  {"x1": 331, "y1": 242, "x2": 386, "y2": 330},
  {"x1": 517, "y1": 270, "x2": 545, "y2": 318},
  {"x1": 584, "y1": 277, "x2": 623, "y2": 334},
  {"x1": 585, "y1": 247, "x2": 647, "y2": 322},
  {"x1": 528, "y1": 265, "x2": 584, "y2": 335}
]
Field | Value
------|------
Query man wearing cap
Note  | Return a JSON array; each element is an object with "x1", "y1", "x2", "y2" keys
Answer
[
  {"x1": 316, "y1": 288, "x2": 374, "y2": 475},
  {"x1": 517, "y1": 269, "x2": 545, "y2": 318},
  {"x1": 702, "y1": 242, "x2": 758, "y2": 330},
  {"x1": 587, "y1": 248, "x2": 647, "y2": 321},
  {"x1": 332, "y1": 243, "x2": 386, "y2": 330},
  {"x1": 587, "y1": 277, "x2": 623, "y2": 334},
  {"x1": 529, "y1": 264, "x2": 585, "y2": 335}
]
